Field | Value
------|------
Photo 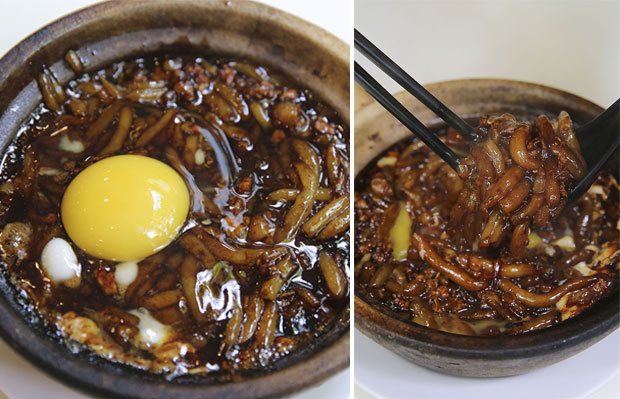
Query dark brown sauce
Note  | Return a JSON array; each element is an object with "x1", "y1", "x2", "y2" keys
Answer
[
  {"x1": 355, "y1": 117, "x2": 618, "y2": 336},
  {"x1": 0, "y1": 54, "x2": 349, "y2": 377}
]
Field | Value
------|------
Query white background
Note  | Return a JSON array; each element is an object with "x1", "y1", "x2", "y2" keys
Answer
[
  {"x1": 356, "y1": 0, "x2": 619, "y2": 108},
  {"x1": 0, "y1": 1, "x2": 350, "y2": 399},
  {"x1": 355, "y1": 1, "x2": 619, "y2": 398}
]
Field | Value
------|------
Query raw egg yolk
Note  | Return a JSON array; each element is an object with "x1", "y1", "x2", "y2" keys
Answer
[{"x1": 61, "y1": 155, "x2": 190, "y2": 261}]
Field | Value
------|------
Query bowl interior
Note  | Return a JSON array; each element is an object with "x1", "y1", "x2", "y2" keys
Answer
[
  {"x1": 354, "y1": 80, "x2": 619, "y2": 376},
  {"x1": 0, "y1": 1, "x2": 349, "y2": 398}
]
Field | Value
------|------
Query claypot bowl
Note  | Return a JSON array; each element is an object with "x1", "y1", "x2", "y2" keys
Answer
[
  {"x1": 0, "y1": 1, "x2": 349, "y2": 398},
  {"x1": 354, "y1": 80, "x2": 619, "y2": 377}
]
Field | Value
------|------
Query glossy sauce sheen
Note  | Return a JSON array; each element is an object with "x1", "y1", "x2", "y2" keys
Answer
[
  {"x1": 0, "y1": 55, "x2": 349, "y2": 377},
  {"x1": 355, "y1": 116, "x2": 618, "y2": 336}
]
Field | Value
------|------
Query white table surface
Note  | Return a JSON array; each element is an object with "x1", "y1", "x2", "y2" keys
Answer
[
  {"x1": 0, "y1": 1, "x2": 350, "y2": 398},
  {"x1": 354, "y1": 1, "x2": 619, "y2": 398}
]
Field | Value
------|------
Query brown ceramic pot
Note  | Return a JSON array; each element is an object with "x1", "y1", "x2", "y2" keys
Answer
[
  {"x1": 354, "y1": 80, "x2": 619, "y2": 377},
  {"x1": 0, "y1": 1, "x2": 349, "y2": 398}
]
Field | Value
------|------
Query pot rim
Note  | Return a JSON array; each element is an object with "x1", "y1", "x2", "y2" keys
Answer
[{"x1": 0, "y1": 1, "x2": 350, "y2": 398}]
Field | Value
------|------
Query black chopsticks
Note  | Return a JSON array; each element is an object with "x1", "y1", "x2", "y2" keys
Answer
[
  {"x1": 355, "y1": 29, "x2": 477, "y2": 142},
  {"x1": 355, "y1": 62, "x2": 461, "y2": 170}
]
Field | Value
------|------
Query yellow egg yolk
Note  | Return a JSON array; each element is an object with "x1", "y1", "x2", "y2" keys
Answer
[{"x1": 61, "y1": 155, "x2": 190, "y2": 261}]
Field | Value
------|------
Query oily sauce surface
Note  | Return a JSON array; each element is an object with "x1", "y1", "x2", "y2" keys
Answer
[
  {"x1": 355, "y1": 115, "x2": 618, "y2": 335},
  {"x1": 0, "y1": 54, "x2": 349, "y2": 377}
]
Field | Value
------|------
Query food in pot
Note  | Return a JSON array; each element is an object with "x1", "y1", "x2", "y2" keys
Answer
[
  {"x1": 0, "y1": 53, "x2": 349, "y2": 377},
  {"x1": 355, "y1": 113, "x2": 618, "y2": 335}
]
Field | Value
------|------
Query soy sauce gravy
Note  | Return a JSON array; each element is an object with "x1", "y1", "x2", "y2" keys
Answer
[
  {"x1": 355, "y1": 115, "x2": 618, "y2": 336},
  {"x1": 0, "y1": 54, "x2": 349, "y2": 377}
]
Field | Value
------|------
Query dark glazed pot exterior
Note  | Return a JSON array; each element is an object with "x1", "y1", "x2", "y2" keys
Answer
[
  {"x1": 354, "y1": 80, "x2": 619, "y2": 377},
  {"x1": 0, "y1": 1, "x2": 349, "y2": 398}
]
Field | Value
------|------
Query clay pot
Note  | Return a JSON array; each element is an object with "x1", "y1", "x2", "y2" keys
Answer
[
  {"x1": 354, "y1": 80, "x2": 618, "y2": 377},
  {"x1": 0, "y1": 1, "x2": 349, "y2": 397}
]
